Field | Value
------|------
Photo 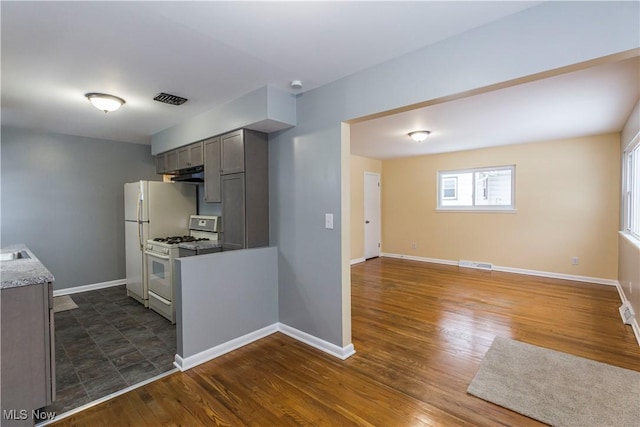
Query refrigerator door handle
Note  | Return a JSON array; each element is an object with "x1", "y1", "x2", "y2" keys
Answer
[{"x1": 137, "y1": 190, "x2": 144, "y2": 250}]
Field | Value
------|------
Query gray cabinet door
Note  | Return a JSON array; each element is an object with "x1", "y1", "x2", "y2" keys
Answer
[
  {"x1": 204, "y1": 137, "x2": 221, "y2": 202},
  {"x1": 221, "y1": 130, "x2": 245, "y2": 175},
  {"x1": 177, "y1": 142, "x2": 204, "y2": 170},
  {"x1": 156, "y1": 153, "x2": 167, "y2": 174},
  {"x1": 166, "y1": 150, "x2": 178, "y2": 172},
  {"x1": 1, "y1": 282, "x2": 54, "y2": 419},
  {"x1": 222, "y1": 173, "x2": 246, "y2": 250},
  {"x1": 177, "y1": 146, "x2": 190, "y2": 170},
  {"x1": 189, "y1": 142, "x2": 204, "y2": 168}
]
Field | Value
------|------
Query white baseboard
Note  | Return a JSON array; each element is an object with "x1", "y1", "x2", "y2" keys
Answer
[
  {"x1": 381, "y1": 252, "x2": 457, "y2": 266},
  {"x1": 174, "y1": 323, "x2": 279, "y2": 371},
  {"x1": 631, "y1": 319, "x2": 640, "y2": 347},
  {"x1": 350, "y1": 257, "x2": 366, "y2": 265},
  {"x1": 174, "y1": 322, "x2": 356, "y2": 372},
  {"x1": 278, "y1": 323, "x2": 356, "y2": 360},
  {"x1": 492, "y1": 265, "x2": 618, "y2": 287},
  {"x1": 53, "y1": 279, "x2": 126, "y2": 297},
  {"x1": 614, "y1": 280, "x2": 629, "y2": 303},
  {"x1": 626, "y1": 316, "x2": 640, "y2": 347},
  {"x1": 381, "y1": 252, "x2": 639, "y2": 347},
  {"x1": 381, "y1": 252, "x2": 617, "y2": 286}
]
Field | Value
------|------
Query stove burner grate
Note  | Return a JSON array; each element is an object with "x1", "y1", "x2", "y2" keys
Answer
[{"x1": 153, "y1": 236, "x2": 210, "y2": 244}]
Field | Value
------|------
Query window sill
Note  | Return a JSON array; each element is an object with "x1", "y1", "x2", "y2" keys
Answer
[
  {"x1": 619, "y1": 231, "x2": 640, "y2": 250},
  {"x1": 436, "y1": 208, "x2": 517, "y2": 213}
]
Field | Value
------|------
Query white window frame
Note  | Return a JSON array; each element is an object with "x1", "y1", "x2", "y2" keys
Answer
[
  {"x1": 437, "y1": 165, "x2": 516, "y2": 212},
  {"x1": 622, "y1": 134, "x2": 640, "y2": 240}
]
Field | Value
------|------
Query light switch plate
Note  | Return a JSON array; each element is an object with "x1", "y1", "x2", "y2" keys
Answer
[{"x1": 325, "y1": 213, "x2": 334, "y2": 229}]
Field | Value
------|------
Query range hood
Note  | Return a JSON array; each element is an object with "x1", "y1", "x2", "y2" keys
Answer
[{"x1": 171, "y1": 166, "x2": 204, "y2": 183}]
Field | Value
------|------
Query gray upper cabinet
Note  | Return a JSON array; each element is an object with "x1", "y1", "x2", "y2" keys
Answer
[
  {"x1": 220, "y1": 129, "x2": 269, "y2": 250},
  {"x1": 204, "y1": 137, "x2": 221, "y2": 203},
  {"x1": 221, "y1": 130, "x2": 245, "y2": 175},
  {"x1": 157, "y1": 129, "x2": 268, "y2": 250},
  {"x1": 177, "y1": 141, "x2": 203, "y2": 170},
  {"x1": 166, "y1": 150, "x2": 178, "y2": 173},
  {"x1": 156, "y1": 141, "x2": 203, "y2": 174},
  {"x1": 177, "y1": 146, "x2": 190, "y2": 170},
  {"x1": 156, "y1": 152, "x2": 168, "y2": 174},
  {"x1": 189, "y1": 142, "x2": 204, "y2": 167},
  {"x1": 156, "y1": 151, "x2": 178, "y2": 174}
]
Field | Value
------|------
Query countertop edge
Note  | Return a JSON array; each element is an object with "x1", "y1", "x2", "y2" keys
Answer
[{"x1": 1, "y1": 244, "x2": 55, "y2": 289}]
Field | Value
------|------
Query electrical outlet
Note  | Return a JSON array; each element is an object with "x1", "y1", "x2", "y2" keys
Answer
[
  {"x1": 571, "y1": 256, "x2": 579, "y2": 265},
  {"x1": 411, "y1": 242, "x2": 417, "y2": 249}
]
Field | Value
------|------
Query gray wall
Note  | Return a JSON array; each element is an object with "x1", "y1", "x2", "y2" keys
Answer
[
  {"x1": 1, "y1": 126, "x2": 158, "y2": 290},
  {"x1": 152, "y1": 85, "x2": 296, "y2": 155},
  {"x1": 149, "y1": 1, "x2": 639, "y2": 350},
  {"x1": 270, "y1": 1, "x2": 639, "y2": 347},
  {"x1": 175, "y1": 247, "x2": 278, "y2": 359},
  {"x1": 270, "y1": 124, "x2": 345, "y2": 345},
  {"x1": 197, "y1": 184, "x2": 222, "y2": 216}
]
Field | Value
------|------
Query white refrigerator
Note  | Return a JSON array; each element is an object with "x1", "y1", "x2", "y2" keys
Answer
[{"x1": 124, "y1": 181, "x2": 196, "y2": 306}]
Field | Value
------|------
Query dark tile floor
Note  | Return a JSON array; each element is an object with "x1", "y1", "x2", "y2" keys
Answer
[{"x1": 44, "y1": 285, "x2": 176, "y2": 415}]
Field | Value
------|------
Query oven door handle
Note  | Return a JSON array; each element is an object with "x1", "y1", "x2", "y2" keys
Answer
[{"x1": 145, "y1": 251, "x2": 171, "y2": 260}]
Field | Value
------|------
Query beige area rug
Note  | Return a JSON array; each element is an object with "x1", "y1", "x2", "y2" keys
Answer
[
  {"x1": 467, "y1": 337, "x2": 640, "y2": 427},
  {"x1": 53, "y1": 295, "x2": 78, "y2": 313}
]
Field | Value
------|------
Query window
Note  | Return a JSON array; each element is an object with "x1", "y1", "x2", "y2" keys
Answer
[
  {"x1": 623, "y1": 137, "x2": 640, "y2": 239},
  {"x1": 442, "y1": 177, "x2": 457, "y2": 199},
  {"x1": 437, "y1": 165, "x2": 515, "y2": 211}
]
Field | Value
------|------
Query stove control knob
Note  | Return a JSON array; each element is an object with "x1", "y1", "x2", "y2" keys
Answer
[
  {"x1": 164, "y1": 248, "x2": 169, "y2": 254},
  {"x1": 146, "y1": 244, "x2": 152, "y2": 250}
]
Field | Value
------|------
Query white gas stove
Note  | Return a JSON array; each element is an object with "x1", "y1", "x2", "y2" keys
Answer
[{"x1": 144, "y1": 215, "x2": 220, "y2": 323}]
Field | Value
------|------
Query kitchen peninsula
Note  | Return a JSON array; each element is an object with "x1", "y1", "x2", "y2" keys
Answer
[{"x1": 1, "y1": 244, "x2": 56, "y2": 426}]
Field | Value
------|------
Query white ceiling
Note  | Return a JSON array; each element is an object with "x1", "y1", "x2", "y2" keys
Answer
[
  {"x1": 1, "y1": 1, "x2": 541, "y2": 145},
  {"x1": 351, "y1": 57, "x2": 640, "y2": 159},
  {"x1": 2, "y1": 1, "x2": 637, "y2": 158}
]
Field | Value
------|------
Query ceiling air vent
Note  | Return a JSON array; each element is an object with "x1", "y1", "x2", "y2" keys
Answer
[{"x1": 153, "y1": 92, "x2": 188, "y2": 106}]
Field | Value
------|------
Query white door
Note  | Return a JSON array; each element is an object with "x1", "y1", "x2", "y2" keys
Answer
[{"x1": 364, "y1": 172, "x2": 381, "y2": 259}]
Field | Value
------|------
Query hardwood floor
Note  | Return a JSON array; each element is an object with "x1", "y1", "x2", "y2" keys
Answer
[{"x1": 51, "y1": 258, "x2": 640, "y2": 426}]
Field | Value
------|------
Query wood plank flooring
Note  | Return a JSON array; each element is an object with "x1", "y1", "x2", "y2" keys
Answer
[{"x1": 51, "y1": 258, "x2": 640, "y2": 426}]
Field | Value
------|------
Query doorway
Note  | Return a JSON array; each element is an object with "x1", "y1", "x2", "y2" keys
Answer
[{"x1": 364, "y1": 172, "x2": 381, "y2": 259}]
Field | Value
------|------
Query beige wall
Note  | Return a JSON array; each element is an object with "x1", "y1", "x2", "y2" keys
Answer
[
  {"x1": 381, "y1": 134, "x2": 621, "y2": 280},
  {"x1": 620, "y1": 98, "x2": 640, "y2": 327},
  {"x1": 350, "y1": 155, "x2": 382, "y2": 261}
]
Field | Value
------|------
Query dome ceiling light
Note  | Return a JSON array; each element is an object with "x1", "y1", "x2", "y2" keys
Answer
[
  {"x1": 408, "y1": 130, "x2": 431, "y2": 142},
  {"x1": 85, "y1": 93, "x2": 126, "y2": 113}
]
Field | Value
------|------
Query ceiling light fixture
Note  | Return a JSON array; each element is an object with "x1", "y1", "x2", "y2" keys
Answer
[
  {"x1": 408, "y1": 130, "x2": 431, "y2": 142},
  {"x1": 290, "y1": 80, "x2": 303, "y2": 90},
  {"x1": 85, "y1": 93, "x2": 126, "y2": 113}
]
